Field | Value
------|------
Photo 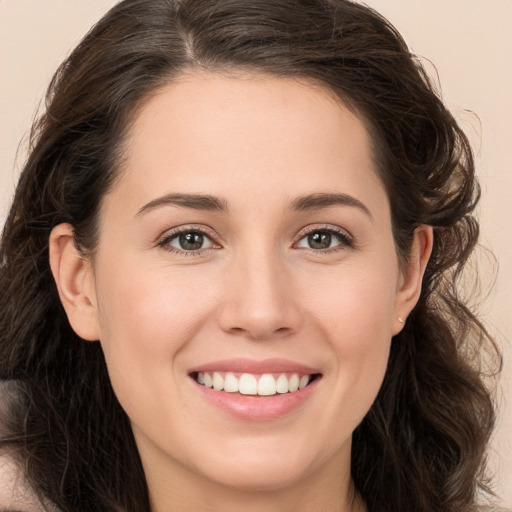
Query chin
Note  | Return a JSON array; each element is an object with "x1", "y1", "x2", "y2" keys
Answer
[
  {"x1": 189, "y1": 436, "x2": 340, "y2": 494},
  {"x1": 204, "y1": 459, "x2": 311, "y2": 493}
]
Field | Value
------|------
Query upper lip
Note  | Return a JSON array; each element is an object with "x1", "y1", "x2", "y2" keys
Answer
[{"x1": 188, "y1": 358, "x2": 321, "y2": 375}]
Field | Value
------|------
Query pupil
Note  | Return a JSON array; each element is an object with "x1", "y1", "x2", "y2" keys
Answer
[
  {"x1": 179, "y1": 232, "x2": 203, "y2": 250},
  {"x1": 308, "y1": 232, "x2": 331, "y2": 249}
]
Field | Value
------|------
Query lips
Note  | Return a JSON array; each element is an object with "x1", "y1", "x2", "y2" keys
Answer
[
  {"x1": 189, "y1": 357, "x2": 320, "y2": 376},
  {"x1": 188, "y1": 358, "x2": 322, "y2": 420}
]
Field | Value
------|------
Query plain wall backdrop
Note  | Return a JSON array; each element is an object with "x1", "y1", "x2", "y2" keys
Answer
[{"x1": 1, "y1": 0, "x2": 511, "y2": 505}]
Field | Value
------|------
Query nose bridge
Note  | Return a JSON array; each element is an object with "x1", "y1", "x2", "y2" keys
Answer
[{"x1": 217, "y1": 242, "x2": 301, "y2": 339}]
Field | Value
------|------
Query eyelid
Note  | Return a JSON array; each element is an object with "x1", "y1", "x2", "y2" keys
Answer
[
  {"x1": 156, "y1": 224, "x2": 222, "y2": 254},
  {"x1": 155, "y1": 223, "x2": 355, "y2": 256},
  {"x1": 293, "y1": 224, "x2": 355, "y2": 250}
]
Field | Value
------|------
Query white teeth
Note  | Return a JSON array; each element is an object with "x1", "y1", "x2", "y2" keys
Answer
[
  {"x1": 195, "y1": 371, "x2": 314, "y2": 395},
  {"x1": 276, "y1": 374, "x2": 289, "y2": 394},
  {"x1": 299, "y1": 375, "x2": 310, "y2": 389},
  {"x1": 258, "y1": 374, "x2": 277, "y2": 396},
  {"x1": 223, "y1": 372, "x2": 239, "y2": 393},
  {"x1": 212, "y1": 372, "x2": 224, "y2": 391},
  {"x1": 288, "y1": 374, "x2": 300, "y2": 392},
  {"x1": 203, "y1": 373, "x2": 213, "y2": 388},
  {"x1": 239, "y1": 373, "x2": 258, "y2": 395}
]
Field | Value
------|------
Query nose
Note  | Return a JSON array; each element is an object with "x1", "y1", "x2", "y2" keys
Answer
[{"x1": 217, "y1": 249, "x2": 302, "y2": 340}]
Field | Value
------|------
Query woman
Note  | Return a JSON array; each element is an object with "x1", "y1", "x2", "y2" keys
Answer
[{"x1": 0, "y1": 0, "x2": 502, "y2": 510}]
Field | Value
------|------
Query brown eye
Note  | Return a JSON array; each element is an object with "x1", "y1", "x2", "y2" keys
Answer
[
  {"x1": 307, "y1": 232, "x2": 332, "y2": 250},
  {"x1": 179, "y1": 232, "x2": 204, "y2": 251},
  {"x1": 164, "y1": 230, "x2": 215, "y2": 252},
  {"x1": 296, "y1": 228, "x2": 353, "y2": 251}
]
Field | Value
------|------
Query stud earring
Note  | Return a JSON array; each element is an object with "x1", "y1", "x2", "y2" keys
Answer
[{"x1": 398, "y1": 317, "x2": 405, "y2": 324}]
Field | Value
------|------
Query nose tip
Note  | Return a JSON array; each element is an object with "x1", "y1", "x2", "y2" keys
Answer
[
  {"x1": 225, "y1": 326, "x2": 293, "y2": 342},
  {"x1": 216, "y1": 262, "x2": 302, "y2": 340}
]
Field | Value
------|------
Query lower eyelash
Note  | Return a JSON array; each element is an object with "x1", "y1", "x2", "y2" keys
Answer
[
  {"x1": 159, "y1": 244, "x2": 203, "y2": 256},
  {"x1": 156, "y1": 226, "x2": 354, "y2": 256},
  {"x1": 299, "y1": 227, "x2": 355, "y2": 250},
  {"x1": 156, "y1": 228, "x2": 217, "y2": 256}
]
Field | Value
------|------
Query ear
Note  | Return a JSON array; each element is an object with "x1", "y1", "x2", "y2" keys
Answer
[
  {"x1": 392, "y1": 225, "x2": 433, "y2": 335},
  {"x1": 49, "y1": 223, "x2": 100, "y2": 341}
]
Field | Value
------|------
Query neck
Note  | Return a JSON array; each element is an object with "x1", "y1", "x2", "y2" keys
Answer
[{"x1": 150, "y1": 475, "x2": 366, "y2": 512}]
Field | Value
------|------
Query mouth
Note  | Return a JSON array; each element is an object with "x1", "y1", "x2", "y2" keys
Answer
[
  {"x1": 188, "y1": 360, "x2": 323, "y2": 420},
  {"x1": 190, "y1": 371, "x2": 321, "y2": 396},
  {"x1": 188, "y1": 359, "x2": 323, "y2": 422}
]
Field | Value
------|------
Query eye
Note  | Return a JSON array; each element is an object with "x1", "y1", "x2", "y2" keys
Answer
[
  {"x1": 159, "y1": 229, "x2": 216, "y2": 253},
  {"x1": 295, "y1": 227, "x2": 353, "y2": 251}
]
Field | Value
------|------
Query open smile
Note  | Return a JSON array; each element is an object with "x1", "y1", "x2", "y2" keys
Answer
[
  {"x1": 191, "y1": 371, "x2": 320, "y2": 396},
  {"x1": 188, "y1": 359, "x2": 323, "y2": 420}
]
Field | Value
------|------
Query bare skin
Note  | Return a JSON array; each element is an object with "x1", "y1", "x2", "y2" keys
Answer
[
  {"x1": 0, "y1": 452, "x2": 54, "y2": 512},
  {"x1": 50, "y1": 72, "x2": 432, "y2": 511}
]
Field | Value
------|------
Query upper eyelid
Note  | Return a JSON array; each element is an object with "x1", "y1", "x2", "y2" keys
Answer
[
  {"x1": 155, "y1": 223, "x2": 354, "y2": 248},
  {"x1": 156, "y1": 226, "x2": 221, "y2": 256},
  {"x1": 293, "y1": 224, "x2": 356, "y2": 251},
  {"x1": 294, "y1": 224, "x2": 354, "y2": 241},
  {"x1": 155, "y1": 224, "x2": 221, "y2": 245}
]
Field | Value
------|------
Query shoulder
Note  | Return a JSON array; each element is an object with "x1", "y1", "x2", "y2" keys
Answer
[
  {"x1": 477, "y1": 505, "x2": 512, "y2": 512},
  {"x1": 0, "y1": 453, "x2": 48, "y2": 512},
  {"x1": 0, "y1": 382, "x2": 55, "y2": 512}
]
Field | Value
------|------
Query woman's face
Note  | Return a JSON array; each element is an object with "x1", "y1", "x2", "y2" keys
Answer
[{"x1": 57, "y1": 72, "x2": 427, "y2": 501}]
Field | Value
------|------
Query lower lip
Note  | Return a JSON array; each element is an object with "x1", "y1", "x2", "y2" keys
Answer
[{"x1": 192, "y1": 377, "x2": 320, "y2": 421}]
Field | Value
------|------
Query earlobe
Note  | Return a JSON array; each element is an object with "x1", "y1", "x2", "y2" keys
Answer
[
  {"x1": 393, "y1": 225, "x2": 433, "y2": 334},
  {"x1": 49, "y1": 223, "x2": 100, "y2": 341}
]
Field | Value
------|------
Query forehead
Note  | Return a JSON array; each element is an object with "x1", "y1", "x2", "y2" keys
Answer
[{"x1": 109, "y1": 71, "x2": 387, "y2": 216}]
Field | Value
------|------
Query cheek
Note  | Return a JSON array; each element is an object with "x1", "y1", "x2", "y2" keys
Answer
[
  {"x1": 96, "y1": 259, "x2": 214, "y2": 343},
  {"x1": 306, "y1": 260, "x2": 397, "y2": 411},
  {"x1": 93, "y1": 262, "x2": 218, "y2": 406},
  {"x1": 309, "y1": 257, "x2": 398, "y2": 342}
]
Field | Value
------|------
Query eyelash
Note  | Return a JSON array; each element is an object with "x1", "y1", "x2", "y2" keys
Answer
[
  {"x1": 156, "y1": 224, "x2": 355, "y2": 256},
  {"x1": 157, "y1": 225, "x2": 220, "y2": 256},
  {"x1": 294, "y1": 225, "x2": 355, "y2": 253}
]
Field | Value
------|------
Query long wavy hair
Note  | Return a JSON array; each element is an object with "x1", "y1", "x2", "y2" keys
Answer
[{"x1": 0, "y1": 0, "x2": 501, "y2": 510}]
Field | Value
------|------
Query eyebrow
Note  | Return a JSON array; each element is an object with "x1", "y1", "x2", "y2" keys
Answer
[
  {"x1": 136, "y1": 193, "x2": 228, "y2": 217},
  {"x1": 135, "y1": 191, "x2": 372, "y2": 220},
  {"x1": 291, "y1": 193, "x2": 373, "y2": 220}
]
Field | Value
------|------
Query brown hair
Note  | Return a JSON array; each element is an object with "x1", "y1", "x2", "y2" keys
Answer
[{"x1": 0, "y1": 0, "x2": 501, "y2": 510}]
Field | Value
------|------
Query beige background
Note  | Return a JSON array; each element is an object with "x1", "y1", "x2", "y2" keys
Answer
[{"x1": 1, "y1": 0, "x2": 510, "y2": 505}]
